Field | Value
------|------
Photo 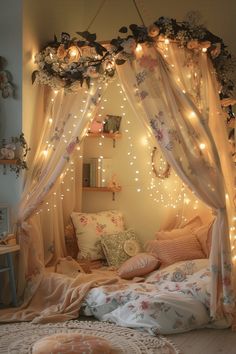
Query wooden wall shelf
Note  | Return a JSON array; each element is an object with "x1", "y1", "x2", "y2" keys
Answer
[
  {"x1": 83, "y1": 186, "x2": 121, "y2": 200},
  {"x1": 83, "y1": 186, "x2": 121, "y2": 192},
  {"x1": 86, "y1": 132, "x2": 121, "y2": 147},
  {"x1": 87, "y1": 132, "x2": 121, "y2": 139},
  {"x1": 0, "y1": 159, "x2": 18, "y2": 165}
]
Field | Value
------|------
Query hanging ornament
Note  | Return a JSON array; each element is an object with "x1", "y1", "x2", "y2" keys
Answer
[{"x1": 151, "y1": 146, "x2": 171, "y2": 179}]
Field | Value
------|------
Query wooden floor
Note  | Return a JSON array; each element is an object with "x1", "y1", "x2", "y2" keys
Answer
[{"x1": 167, "y1": 328, "x2": 236, "y2": 354}]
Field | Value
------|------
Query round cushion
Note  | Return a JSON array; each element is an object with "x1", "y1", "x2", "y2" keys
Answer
[{"x1": 32, "y1": 333, "x2": 114, "y2": 354}]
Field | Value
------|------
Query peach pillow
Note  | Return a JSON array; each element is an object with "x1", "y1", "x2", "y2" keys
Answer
[
  {"x1": 194, "y1": 221, "x2": 213, "y2": 257},
  {"x1": 156, "y1": 216, "x2": 203, "y2": 240},
  {"x1": 32, "y1": 333, "x2": 113, "y2": 354},
  {"x1": 117, "y1": 252, "x2": 161, "y2": 279},
  {"x1": 146, "y1": 234, "x2": 205, "y2": 267}
]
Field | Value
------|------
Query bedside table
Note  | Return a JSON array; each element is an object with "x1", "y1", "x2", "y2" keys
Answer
[{"x1": 0, "y1": 244, "x2": 20, "y2": 306}]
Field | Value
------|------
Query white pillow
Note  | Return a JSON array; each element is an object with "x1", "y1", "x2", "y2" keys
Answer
[{"x1": 71, "y1": 210, "x2": 125, "y2": 260}]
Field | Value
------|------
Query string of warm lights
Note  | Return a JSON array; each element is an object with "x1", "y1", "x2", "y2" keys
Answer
[{"x1": 34, "y1": 40, "x2": 236, "y2": 264}]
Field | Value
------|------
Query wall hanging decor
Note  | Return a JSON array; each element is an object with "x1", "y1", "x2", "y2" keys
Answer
[
  {"x1": 0, "y1": 133, "x2": 30, "y2": 176},
  {"x1": 0, "y1": 56, "x2": 15, "y2": 98}
]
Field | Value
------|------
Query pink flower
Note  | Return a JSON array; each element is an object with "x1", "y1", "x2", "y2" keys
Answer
[
  {"x1": 66, "y1": 137, "x2": 79, "y2": 154},
  {"x1": 187, "y1": 40, "x2": 200, "y2": 50},
  {"x1": 80, "y1": 216, "x2": 88, "y2": 225},
  {"x1": 148, "y1": 24, "x2": 160, "y2": 38},
  {"x1": 223, "y1": 276, "x2": 231, "y2": 287},
  {"x1": 156, "y1": 129, "x2": 163, "y2": 141},
  {"x1": 141, "y1": 300, "x2": 149, "y2": 310},
  {"x1": 138, "y1": 55, "x2": 158, "y2": 72}
]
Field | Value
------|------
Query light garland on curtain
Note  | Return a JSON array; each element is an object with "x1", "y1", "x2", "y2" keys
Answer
[{"x1": 86, "y1": 78, "x2": 201, "y2": 223}]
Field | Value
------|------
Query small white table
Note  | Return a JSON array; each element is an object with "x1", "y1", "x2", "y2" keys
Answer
[{"x1": 0, "y1": 244, "x2": 20, "y2": 306}]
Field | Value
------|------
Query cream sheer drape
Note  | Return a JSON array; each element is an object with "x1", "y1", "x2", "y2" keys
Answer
[
  {"x1": 0, "y1": 40, "x2": 234, "y2": 323},
  {"x1": 117, "y1": 43, "x2": 235, "y2": 319},
  {"x1": 16, "y1": 83, "x2": 105, "y2": 301}
]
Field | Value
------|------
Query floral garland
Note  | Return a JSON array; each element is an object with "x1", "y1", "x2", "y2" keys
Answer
[{"x1": 33, "y1": 15, "x2": 235, "y2": 98}]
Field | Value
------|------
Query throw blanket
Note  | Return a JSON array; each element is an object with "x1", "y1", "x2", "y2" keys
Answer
[{"x1": 0, "y1": 269, "x2": 139, "y2": 323}]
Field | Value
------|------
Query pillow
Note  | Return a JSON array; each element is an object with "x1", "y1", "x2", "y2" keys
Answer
[
  {"x1": 101, "y1": 229, "x2": 142, "y2": 267},
  {"x1": 117, "y1": 252, "x2": 161, "y2": 279},
  {"x1": 71, "y1": 210, "x2": 125, "y2": 261},
  {"x1": 145, "y1": 233, "x2": 205, "y2": 267},
  {"x1": 32, "y1": 333, "x2": 113, "y2": 354},
  {"x1": 193, "y1": 221, "x2": 213, "y2": 257},
  {"x1": 155, "y1": 216, "x2": 203, "y2": 240},
  {"x1": 146, "y1": 258, "x2": 209, "y2": 283}
]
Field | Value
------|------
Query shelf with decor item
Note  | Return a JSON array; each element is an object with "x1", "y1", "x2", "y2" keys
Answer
[
  {"x1": 86, "y1": 132, "x2": 121, "y2": 148},
  {"x1": 0, "y1": 159, "x2": 18, "y2": 165},
  {"x1": 83, "y1": 186, "x2": 122, "y2": 201},
  {"x1": 0, "y1": 133, "x2": 30, "y2": 176}
]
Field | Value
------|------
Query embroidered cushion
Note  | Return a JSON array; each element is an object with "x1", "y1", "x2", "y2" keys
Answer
[
  {"x1": 118, "y1": 252, "x2": 161, "y2": 279},
  {"x1": 32, "y1": 333, "x2": 113, "y2": 354},
  {"x1": 101, "y1": 229, "x2": 142, "y2": 267},
  {"x1": 145, "y1": 233, "x2": 205, "y2": 267},
  {"x1": 71, "y1": 210, "x2": 125, "y2": 261},
  {"x1": 155, "y1": 216, "x2": 203, "y2": 240}
]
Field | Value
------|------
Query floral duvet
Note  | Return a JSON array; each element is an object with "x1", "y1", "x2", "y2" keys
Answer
[{"x1": 82, "y1": 259, "x2": 216, "y2": 334}]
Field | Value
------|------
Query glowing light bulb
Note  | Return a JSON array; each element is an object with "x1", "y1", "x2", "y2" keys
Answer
[
  {"x1": 164, "y1": 38, "x2": 170, "y2": 44},
  {"x1": 199, "y1": 143, "x2": 206, "y2": 150},
  {"x1": 202, "y1": 48, "x2": 207, "y2": 53},
  {"x1": 135, "y1": 44, "x2": 142, "y2": 53}
]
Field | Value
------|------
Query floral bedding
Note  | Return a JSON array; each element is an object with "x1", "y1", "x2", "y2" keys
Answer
[{"x1": 82, "y1": 259, "x2": 215, "y2": 334}]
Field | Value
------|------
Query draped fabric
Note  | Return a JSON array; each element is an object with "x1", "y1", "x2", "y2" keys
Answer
[
  {"x1": 0, "y1": 41, "x2": 234, "y2": 322},
  {"x1": 117, "y1": 42, "x2": 235, "y2": 318},
  {"x1": 16, "y1": 83, "x2": 105, "y2": 301}
]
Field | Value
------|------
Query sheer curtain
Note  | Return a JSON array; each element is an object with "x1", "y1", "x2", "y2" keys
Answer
[
  {"x1": 16, "y1": 82, "x2": 105, "y2": 301},
  {"x1": 117, "y1": 43, "x2": 235, "y2": 319}
]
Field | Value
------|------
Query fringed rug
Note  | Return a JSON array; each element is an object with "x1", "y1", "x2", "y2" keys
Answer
[{"x1": 0, "y1": 320, "x2": 180, "y2": 353}]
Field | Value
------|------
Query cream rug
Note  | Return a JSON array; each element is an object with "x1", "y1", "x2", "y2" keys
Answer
[{"x1": 0, "y1": 320, "x2": 180, "y2": 354}]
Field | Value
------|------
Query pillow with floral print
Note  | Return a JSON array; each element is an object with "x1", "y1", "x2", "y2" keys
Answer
[{"x1": 71, "y1": 210, "x2": 125, "y2": 261}]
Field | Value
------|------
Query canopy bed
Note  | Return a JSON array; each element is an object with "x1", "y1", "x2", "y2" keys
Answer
[{"x1": 0, "y1": 12, "x2": 236, "y2": 339}]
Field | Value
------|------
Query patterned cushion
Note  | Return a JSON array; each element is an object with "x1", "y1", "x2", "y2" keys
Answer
[
  {"x1": 101, "y1": 229, "x2": 142, "y2": 267},
  {"x1": 32, "y1": 333, "x2": 113, "y2": 354},
  {"x1": 145, "y1": 234, "x2": 205, "y2": 267},
  {"x1": 118, "y1": 253, "x2": 161, "y2": 279},
  {"x1": 71, "y1": 210, "x2": 125, "y2": 261}
]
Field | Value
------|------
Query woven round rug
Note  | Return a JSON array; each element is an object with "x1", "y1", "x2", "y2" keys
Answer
[{"x1": 0, "y1": 320, "x2": 180, "y2": 354}]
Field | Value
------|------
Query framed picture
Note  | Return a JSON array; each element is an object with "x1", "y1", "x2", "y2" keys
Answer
[{"x1": 0, "y1": 204, "x2": 10, "y2": 237}]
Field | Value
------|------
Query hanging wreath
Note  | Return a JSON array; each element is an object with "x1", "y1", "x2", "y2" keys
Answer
[
  {"x1": 151, "y1": 147, "x2": 171, "y2": 179},
  {"x1": 32, "y1": 14, "x2": 235, "y2": 97}
]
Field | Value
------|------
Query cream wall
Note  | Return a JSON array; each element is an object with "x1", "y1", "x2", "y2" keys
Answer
[{"x1": 1, "y1": 0, "x2": 235, "y2": 239}]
